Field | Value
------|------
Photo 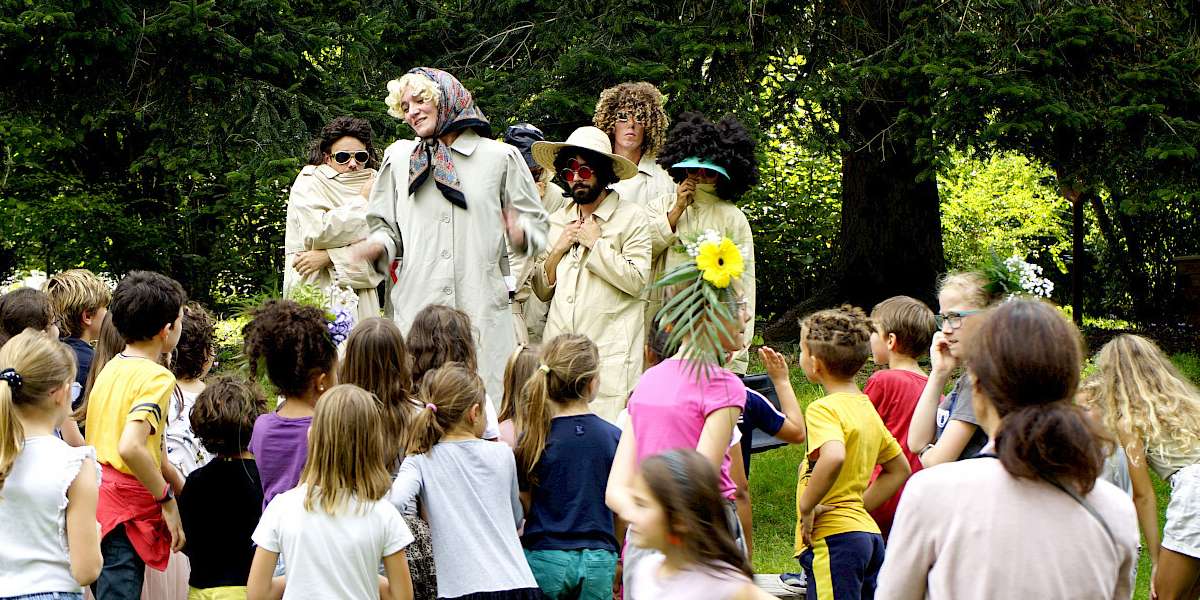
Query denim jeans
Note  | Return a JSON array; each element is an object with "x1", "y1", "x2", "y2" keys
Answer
[
  {"x1": 91, "y1": 523, "x2": 145, "y2": 600},
  {"x1": 2, "y1": 593, "x2": 85, "y2": 600},
  {"x1": 524, "y1": 548, "x2": 617, "y2": 600}
]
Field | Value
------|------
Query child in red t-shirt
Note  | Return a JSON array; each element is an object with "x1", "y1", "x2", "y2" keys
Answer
[{"x1": 864, "y1": 295, "x2": 937, "y2": 540}]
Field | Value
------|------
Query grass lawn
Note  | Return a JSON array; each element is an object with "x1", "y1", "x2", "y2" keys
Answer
[{"x1": 747, "y1": 351, "x2": 1199, "y2": 600}]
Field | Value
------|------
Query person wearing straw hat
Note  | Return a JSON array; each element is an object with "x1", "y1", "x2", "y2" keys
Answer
[
  {"x1": 361, "y1": 67, "x2": 549, "y2": 404},
  {"x1": 645, "y1": 112, "x2": 759, "y2": 374},
  {"x1": 530, "y1": 126, "x2": 652, "y2": 423},
  {"x1": 503, "y1": 123, "x2": 569, "y2": 344}
]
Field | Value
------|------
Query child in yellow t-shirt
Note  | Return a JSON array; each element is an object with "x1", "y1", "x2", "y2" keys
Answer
[
  {"x1": 84, "y1": 271, "x2": 186, "y2": 599},
  {"x1": 794, "y1": 305, "x2": 911, "y2": 600}
]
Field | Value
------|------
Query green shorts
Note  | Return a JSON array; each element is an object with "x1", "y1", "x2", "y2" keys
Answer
[{"x1": 524, "y1": 548, "x2": 618, "y2": 600}]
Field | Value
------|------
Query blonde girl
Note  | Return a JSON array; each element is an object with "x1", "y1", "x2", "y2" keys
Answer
[
  {"x1": 0, "y1": 330, "x2": 101, "y2": 598},
  {"x1": 498, "y1": 343, "x2": 540, "y2": 448},
  {"x1": 906, "y1": 271, "x2": 1002, "y2": 466},
  {"x1": 515, "y1": 334, "x2": 622, "y2": 600},
  {"x1": 248, "y1": 385, "x2": 414, "y2": 600},
  {"x1": 390, "y1": 363, "x2": 542, "y2": 600},
  {"x1": 1094, "y1": 334, "x2": 1200, "y2": 600}
]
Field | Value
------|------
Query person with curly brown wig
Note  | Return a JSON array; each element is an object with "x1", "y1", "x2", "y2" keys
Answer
[
  {"x1": 284, "y1": 116, "x2": 383, "y2": 323},
  {"x1": 593, "y1": 82, "x2": 676, "y2": 210},
  {"x1": 643, "y1": 111, "x2": 759, "y2": 373}
]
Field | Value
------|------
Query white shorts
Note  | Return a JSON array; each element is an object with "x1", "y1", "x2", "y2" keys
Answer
[{"x1": 1163, "y1": 463, "x2": 1200, "y2": 559}]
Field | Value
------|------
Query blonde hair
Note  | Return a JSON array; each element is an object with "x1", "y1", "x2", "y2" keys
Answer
[
  {"x1": 0, "y1": 330, "x2": 76, "y2": 491},
  {"x1": 593, "y1": 82, "x2": 670, "y2": 157},
  {"x1": 1093, "y1": 334, "x2": 1200, "y2": 461},
  {"x1": 515, "y1": 335, "x2": 599, "y2": 484},
  {"x1": 299, "y1": 385, "x2": 393, "y2": 515},
  {"x1": 44, "y1": 269, "x2": 111, "y2": 339},
  {"x1": 937, "y1": 271, "x2": 1001, "y2": 309},
  {"x1": 498, "y1": 343, "x2": 540, "y2": 424},
  {"x1": 408, "y1": 363, "x2": 484, "y2": 455},
  {"x1": 386, "y1": 73, "x2": 441, "y2": 120}
]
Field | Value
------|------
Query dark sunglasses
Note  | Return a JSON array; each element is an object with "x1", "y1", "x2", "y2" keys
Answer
[
  {"x1": 560, "y1": 159, "x2": 594, "y2": 183},
  {"x1": 332, "y1": 150, "x2": 370, "y2": 165}
]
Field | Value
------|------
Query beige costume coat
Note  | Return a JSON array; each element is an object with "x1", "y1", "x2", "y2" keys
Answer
[
  {"x1": 645, "y1": 184, "x2": 756, "y2": 373},
  {"x1": 283, "y1": 164, "x2": 382, "y2": 323},
  {"x1": 366, "y1": 130, "x2": 549, "y2": 402},
  {"x1": 609, "y1": 154, "x2": 675, "y2": 208},
  {"x1": 532, "y1": 190, "x2": 652, "y2": 422}
]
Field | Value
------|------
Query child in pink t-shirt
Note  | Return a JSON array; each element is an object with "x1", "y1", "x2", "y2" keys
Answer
[{"x1": 864, "y1": 296, "x2": 936, "y2": 539}]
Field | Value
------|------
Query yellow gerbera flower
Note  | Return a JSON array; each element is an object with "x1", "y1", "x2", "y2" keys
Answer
[{"x1": 695, "y1": 238, "x2": 744, "y2": 288}]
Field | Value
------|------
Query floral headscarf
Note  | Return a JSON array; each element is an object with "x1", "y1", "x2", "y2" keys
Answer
[{"x1": 407, "y1": 68, "x2": 492, "y2": 209}]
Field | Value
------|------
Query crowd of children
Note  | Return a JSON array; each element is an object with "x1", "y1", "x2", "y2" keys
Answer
[{"x1": 0, "y1": 264, "x2": 1197, "y2": 600}]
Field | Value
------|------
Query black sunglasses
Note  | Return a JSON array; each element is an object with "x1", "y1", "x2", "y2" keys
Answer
[{"x1": 332, "y1": 150, "x2": 370, "y2": 165}]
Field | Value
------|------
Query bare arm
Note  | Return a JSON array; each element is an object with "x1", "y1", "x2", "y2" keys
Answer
[
  {"x1": 697, "y1": 407, "x2": 740, "y2": 470},
  {"x1": 246, "y1": 548, "x2": 281, "y2": 600},
  {"x1": 798, "y1": 441, "x2": 845, "y2": 548},
  {"x1": 917, "y1": 420, "x2": 976, "y2": 467},
  {"x1": 118, "y1": 420, "x2": 184, "y2": 551},
  {"x1": 61, "y1": 418, "x2": 85, "y2": 447},
  {"x1": 65, "y1": 456, "x2": 101, "y2": 586},
  {"x1": 605, "y1": 427, "x2": 639, "y2": 519},
  {"x1": 759, "y1": 347, "x2": 806, "y2": 443},
  {"x1": 908, "y1": 331, "x2": 955, "y2": 453},
  {"x1": 1126, "y1": 440, "x2": 1161, "y2": 564},
  {"x1": 864, "y1": 453, "x2": 911, "y2": 512},
  {"x1": 383, "y1": 549, "x2": 414, "y2": 600}
]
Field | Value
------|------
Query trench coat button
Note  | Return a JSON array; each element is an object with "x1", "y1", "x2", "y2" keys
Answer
[
  {"x1": 443, "y1": 286, "x2": 453, "y2": 296},
  {"x1": 441, "y1": 250, "x2": 451, "y2": 259}
]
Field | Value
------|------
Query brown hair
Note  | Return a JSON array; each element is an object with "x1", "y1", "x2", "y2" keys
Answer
[
  {"x1": 242, "y1": 300, "x2": 337, "y2": 398},
  {"x1": 75, "y1": 311, "x2": 123, "y2": 422},
  {"x1": 190, "y1": 374, "x2": 266, "y2": 457},
  {"x1": 109, "y1": 271, "x2": 186, "y2": 343},
  {"x1": 1092, "y1": 334, "x2": 1200, "y2": 462},
  {"x1": 306, "y1": 116, "x2": 379, "y2": 169},
  {"x1": 938, "y1": 271, "x2": 1002, "y2": 309},
  {"x1": 300, "y1": 385, "x2": 393, "y2": 514},
  {"x1": 593, "y1": 82, "x2": 670, "y2": 157},
  {"x1": 641, "y1": 449, "x2": 753, "y2": 579},
  {"x1": 408, "y1": 304, "x2": 477, "y2": 384},
  {"x1": 0, "y1": 288, "x2": 54, "y2": 347},
  {"x1": 967, "y1": 299, "x2": 1106, "y2": 493},
  {"x1": 515, "y1": 335, "x2": 598, "y2": 484},
  {"x1": 171, "y1": 302, "x2": 216, "y2": 381},
  {"x1": 870, "y1": 296, "x2": 936, "y2": 358},
  {"x1": 498, "y1": 343, "x2": 540, "y2": 424},
  {"x1": 44, "y1": 269, "x2": 111, "y2": 339},
  {"x1": 408, "y1": 363, "x2": 485, "y2": 455},
  {"x1": 338, "y1": 318, "x2": 415, "y2": 468},
  {"x1": 0, "y1": 330, "x2": 76, "y2": 491},
  {"x1": 800, "y1": 305, "x2": 873, "y2": 379}
]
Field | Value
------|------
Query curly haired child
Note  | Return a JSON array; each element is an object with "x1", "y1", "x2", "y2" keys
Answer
[
  {"x1": 1093, "y1": 334, "x2": 1200, "y2": 599},
  {"x1": 244, "y1": 299, "x2": 338, "y2": 509},
  {"x1": 794, "y1": 305, "x2": 910, "y2": 600}
]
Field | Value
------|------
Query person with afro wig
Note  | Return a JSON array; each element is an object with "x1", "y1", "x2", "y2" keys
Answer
[
  {"x1": 593, "y1": 82, "x2": 677, "y2": 210},
  {"x1": 646, "y1": 111, "x2": 759, "y2": 373}
]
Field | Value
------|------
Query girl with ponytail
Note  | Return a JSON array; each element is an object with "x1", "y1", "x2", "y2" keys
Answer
[
  {"x1": 389, "y1": 363, "x2": 542, "y2": 600},
  {"x1": 877, "y1": 299, "x2": 1139, "y2": 599},
  {"x1": 0, "y1": 330, "x2": 101, "y2": 597},
  {"x1": 514, "y1": 334, "x2": 622, "y2": 600}
]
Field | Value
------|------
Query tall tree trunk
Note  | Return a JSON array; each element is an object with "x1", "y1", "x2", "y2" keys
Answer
[{"x1": 1087, "y1": 193, "x2": 1151, "y2": 321}]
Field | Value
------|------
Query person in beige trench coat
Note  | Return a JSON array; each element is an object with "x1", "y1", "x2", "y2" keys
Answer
[
  {"x1": 361, "y1": 68, "x2": 548, "y2": 403},
  {"x1": 530, "y1": 127, "x2": 651, "y2": 423}
]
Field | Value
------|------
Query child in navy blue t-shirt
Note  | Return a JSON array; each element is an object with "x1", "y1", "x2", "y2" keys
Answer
[{"x1": 515, "y1": 334, "x2": 621, "y2": 600}]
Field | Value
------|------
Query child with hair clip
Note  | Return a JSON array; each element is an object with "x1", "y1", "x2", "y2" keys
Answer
[
  {"x1": 498, "y1": 343, "x2": 540, "y2": 448},
  {"x1": 389, "y1": 363, "x2": 542, "y2": 600},
  {"x1": 1092, "y1": 334, "x2": 1200, "y2": 600},
  {"x1": 618, "y1": 448, "x2": 775, "y2": 600},
  {"x1": 178, "y1": 374, "x2": 266, "y2": 598},
  {"x1": 0, "y1": 330, "x2": 101, "y2": 598},
  {"x1": 249, "y1": 385, "x2": 415, "y2": 600},
  {"x1": 516, "y1": 334, "x2": 622, "y2": 599},
  {"x1": 244, "y1": 299, "x2": 338, "y2": 509},
  {"x1": 407, "y1": 304, "x2": 501, "y2": 441},
  {"x1": 338, "y1": 316, "x2": 436, "y2": 600}
]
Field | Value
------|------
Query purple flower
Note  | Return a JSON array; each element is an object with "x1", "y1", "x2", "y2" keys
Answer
[{"x1": 327, "y1": 307, "x2": 354, "y2": 345}]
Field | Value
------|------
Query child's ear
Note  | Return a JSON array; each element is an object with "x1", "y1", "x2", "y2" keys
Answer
[{"x1": 886, "y1": 332, "x2": 898, "y2": 351}]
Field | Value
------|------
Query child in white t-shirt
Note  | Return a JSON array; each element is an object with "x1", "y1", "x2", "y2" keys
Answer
[{"x1": 248, "y1": 385, "x2": 414, "y2": 600}]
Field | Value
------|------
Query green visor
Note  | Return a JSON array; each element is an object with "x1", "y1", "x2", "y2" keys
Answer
[{"x1": 670, "y1": 157, "x2": 730, "y2": 180}]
